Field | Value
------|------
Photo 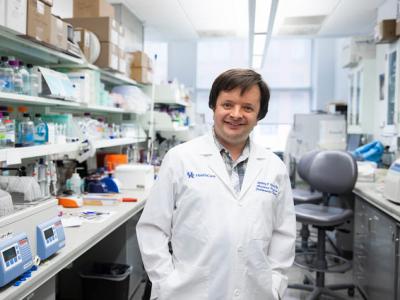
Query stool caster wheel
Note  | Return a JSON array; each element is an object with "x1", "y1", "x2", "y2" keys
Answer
[
  {"x1": 303, "y1": 277, "x2": 311, "y2": 285},
  {"x1": 347, "y1": 287, "x2": 355, "y2": 297}
]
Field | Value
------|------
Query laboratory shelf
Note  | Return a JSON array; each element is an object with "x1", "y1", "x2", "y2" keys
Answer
[
  {"x1": 0, "y1": 142, "x2": 80, "y2": 164},
  {"x1": 0, "y1": 27, "x2": 84, "y2": 65},
  {"x1": 154, "y1": 99, "x2": 189, "y2": 106},
  {"x1": 0, "y1": 92, "x2": 143, "y2": 114},
  {"x1": 53, "y1": 63, "x2": 142, "y2": 87},
  {"x1": 155, "y1": 125, "x2": 189, "y2": 132},
  {"x1": 93, "y1": 137, "x2": 145, "y2": 149},
  {"x1": 0, "y1": 138, "x2": 146, "y2": 164},
  {"x1": 0, "y1": 92, "x2": 81, "y2": 107}
]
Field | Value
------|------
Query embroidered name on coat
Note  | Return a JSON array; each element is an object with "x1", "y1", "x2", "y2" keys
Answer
[{"x1": 256, "y1": 181, "x2": 279, "y2": 195}]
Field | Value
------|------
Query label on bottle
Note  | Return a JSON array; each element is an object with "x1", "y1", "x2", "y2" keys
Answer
[{"x1": 34, "y1": 123, "x2": 48, "y2": 144}]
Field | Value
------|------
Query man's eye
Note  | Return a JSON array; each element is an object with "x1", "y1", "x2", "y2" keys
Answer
[
  {"x1": 243, "y1": 106, "x2": 253, "y2": 112},
  {"x1": 222, "y1": 103, "x2": 232, "y2": 109}
]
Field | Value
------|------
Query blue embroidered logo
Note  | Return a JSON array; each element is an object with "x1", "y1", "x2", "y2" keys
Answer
[
  {"x1": 256, "y1": 181, "x2": 279, "y2": 196},
  {"x1": 186, "y1": 171, "x2": 216, "y2": 179}
]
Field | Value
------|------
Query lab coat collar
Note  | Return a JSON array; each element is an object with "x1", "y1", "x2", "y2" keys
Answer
[{"x1": 198, "y1": 131, "x2": 268, "y2": 200}]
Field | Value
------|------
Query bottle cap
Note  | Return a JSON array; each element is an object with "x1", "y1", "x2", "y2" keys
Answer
[{"x1": 18, "y1": 106, "x2": 28, "y2": 113}]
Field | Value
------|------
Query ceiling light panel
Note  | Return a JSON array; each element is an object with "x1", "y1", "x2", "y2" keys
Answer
[
  {"x1": 254, "y1": 0, "x2": 271, "y2": 33},
  {"x1": 253, "y1": 34, "x2": 266, "y2": 55}
]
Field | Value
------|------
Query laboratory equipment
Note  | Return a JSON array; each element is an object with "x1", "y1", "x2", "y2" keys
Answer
[
  {"x1": 0, "y1": 176, "x2": 42, "y2": 202},
  {"x1": 0, "y1": 189, "x2": 13, "y2": 217},
  {"x1": 114, "y1": 164, "x2": 154, "y2": 191},
  {"x1": 58, "y1": 196, "x2": 83, "y2": 208},
  {"x1": 285, "y1": 113, "x2": 346, "y2": 165},
  {"x1": 101, "y1": 174, "x2": 121, "y2": 193},
  {"x1": 0, "y1": 232, "x2": 33, "y2": 287},
  {"x1": 384, "y1": 158, "x2": 400, "y2": 203},
  {"x1": 36, "y1": 216, "x2": 65, "y2": 260},
  {"x1": 0, "y1": 199, "x2": 58, "y2": 256}
]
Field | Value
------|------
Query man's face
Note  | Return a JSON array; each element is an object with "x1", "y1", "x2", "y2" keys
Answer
[{"x1": 213, "y1": 85, "x2": 261, "y2": 149}]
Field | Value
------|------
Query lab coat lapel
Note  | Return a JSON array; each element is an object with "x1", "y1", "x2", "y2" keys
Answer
[
  {"x1": 199, "y1": 134, "x2": 236, "y2": 196},
  {"x1": 239, "y1": 141, "x2": 267, "y2": 200}
]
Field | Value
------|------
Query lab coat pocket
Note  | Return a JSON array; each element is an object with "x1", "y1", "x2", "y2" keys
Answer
[
  {"x1": 246, "y1": 239, "x2": 274, "y2": 300},
  {"x1": 159, "y1": 262, "x2": 209, "y2": 300}
]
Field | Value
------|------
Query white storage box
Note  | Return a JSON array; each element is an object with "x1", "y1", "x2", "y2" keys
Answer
[
  {"x1": 114, "y1": 164, "x2": 154, "y2": 191},
  {"x1": 4, "y1": 0, "x2": 27, "y2": 35}
]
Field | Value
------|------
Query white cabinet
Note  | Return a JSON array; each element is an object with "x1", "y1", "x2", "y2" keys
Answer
[{"x1": 347, "y1": 59, "x2": 376, "y2": 134}]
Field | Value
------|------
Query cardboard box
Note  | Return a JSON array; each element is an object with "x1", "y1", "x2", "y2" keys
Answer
[
  {"x1": 118, "y1": 25, "x2": 125, "y2": 50},
  {"x1": 95, "y1": 42, "x2": 119, "y2": 71},
  {"x1": 64, "y1": 17, "x2": 119, "y2": 45},
  {"x1": 27, "y1": 0, "x2": 51, "y2": 43},
  {"x1": 5, "y1": 0, "x2": 27, "y2": 35},
  {"x1": 375, "y1": 19, "x2": 397, "y2": 43},
  {"x1": 50, "y1": 15, "x2": 68, "y2": 50},
  {"x1": 131, "y1": 51, "x2": 151, "y2": 68},
  {"x1": 74, "y1": 28, "x2": 91, "y2": 59},
  {"x1": 0, "y1": 0, "x2": 6, "y2": 27},
  {"x1": 130, "y1": 67, "x2": 152, "y2": 84},
  {"x1": 396, "y1": 20, "x2": 400, "y2": 36},
  {"x1": 41, "y1": 0, "x2": 52, "y2": 6},
  {"x1": 73, "y1": 0, "x2": 114, "y2": 18}
]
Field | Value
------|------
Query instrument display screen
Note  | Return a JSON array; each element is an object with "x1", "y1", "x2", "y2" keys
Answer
[
  {"x1": 44, "y1": 227, "x2": 54, "y2": 240},
  {"x1": 3, "y1": 247, "x2": 16, "y2": 263}
]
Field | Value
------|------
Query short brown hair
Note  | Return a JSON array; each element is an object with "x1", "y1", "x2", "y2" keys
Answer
[{"x1": 208, "y1": 68, "x2": 270, "y2": 120}]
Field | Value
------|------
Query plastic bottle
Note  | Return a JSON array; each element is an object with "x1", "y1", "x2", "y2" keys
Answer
[
  {"x1": 0, "y1": 57, "x2": 13, "y2": 93},
  {"x1": 34, "y1": 113, "x2": 48, "y2": 145},
  {"x1": 0, "y1": 112, "x2": 7, "y2": 148},
  {"x1": 17, "y1": 113, "x2": 34, "y2": 147},
  {"x1": 68, "y1": 169, "x2": 82, "y2": 195},
  {"x1": 27, "y1": 64, "x2": 40, "y2": 96},
  {"x1": 18, "y1": 61, "x2": 31, "y2": 95},
  {"x1": 2, "y1": 112, "x2": 15, "y2": 148},
  {"x1": 9, "y1": 60, "x2": 23, "y2": 94}
]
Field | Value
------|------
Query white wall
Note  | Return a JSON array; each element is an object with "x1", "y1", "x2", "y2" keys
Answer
[
  {"x1": 167, "y1": 41, "x2": 197, "y2": 89},
  {"x1": 312, "y1": 38, "x2": 336, "y2": 111},
  {"x1": 333, "y1": 38, "x2": 349, "y2": 101}
]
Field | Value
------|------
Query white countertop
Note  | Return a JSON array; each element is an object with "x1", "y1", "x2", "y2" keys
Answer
[
  {"x1": 0, "y1": 190, "x2": 148, "y2": 300},
  {"x1": 354, "y1": 169, "x2": 400, "y2": 222}
]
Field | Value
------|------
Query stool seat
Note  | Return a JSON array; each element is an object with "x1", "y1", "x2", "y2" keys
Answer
[
  {"x1": 295, "y1": 204, "x2": 353, "y2": 227},
  {"x1": 293, "y1": 189, "x2": 322, "y2": 205}
]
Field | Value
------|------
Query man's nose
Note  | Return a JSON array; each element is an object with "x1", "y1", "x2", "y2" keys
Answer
[{"x1": 230, "y1": 106, "x2": 242, "y2": 118}]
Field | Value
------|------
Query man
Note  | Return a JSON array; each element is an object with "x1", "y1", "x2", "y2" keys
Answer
[{"x1": 137, "y1": 69, "x2": 296, "y2": 300}]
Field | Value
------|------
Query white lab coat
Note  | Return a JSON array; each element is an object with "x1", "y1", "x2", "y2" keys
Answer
[{"x1": 137, "y1": 132, "x2": 296, "y2": 300}]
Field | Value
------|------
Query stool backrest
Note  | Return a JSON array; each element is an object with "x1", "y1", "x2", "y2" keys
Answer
[
  {"x1": 297, "y1": 149, "x2": 320, "y2": 182},
  {"x1": 307, "y1": 150, "x2": 358, "y2": 194}
]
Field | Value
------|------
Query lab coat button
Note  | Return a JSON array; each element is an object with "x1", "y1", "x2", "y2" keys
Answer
[
  {"x1": 234, "y1": 289, "x2": 240, "y2": 296},
  {"x1": 238, "y1": 202, "x2": 243, "y2": 207},
  {"x1": 237, "y1": 246, "x2": 243, "y2": 253}
]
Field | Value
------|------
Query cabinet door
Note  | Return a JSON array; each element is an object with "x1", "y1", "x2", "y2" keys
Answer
[
  {"x1": 387, "y1": 50, "x2": 396, "y2": 126},
  {"x1": 364, "y1": 203, "x2": 397, "y2": 299},
  {"x1": 348, "y1": 73, "x2": 354, "y2": 126},
  {"x1": 355, "y1": 69, "x2": 362, "y2": 126},
  {"x1": 353, "y1": 197, "x2": 368, "y2": 294}
]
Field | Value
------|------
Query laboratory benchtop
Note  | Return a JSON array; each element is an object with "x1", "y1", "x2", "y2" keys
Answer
[
  {"x1": 0, "y1": 190, "x2": 148, "y2": 300},
  {"x1": 353, "y1": 168, "x2": 400, "y2": 223}
]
